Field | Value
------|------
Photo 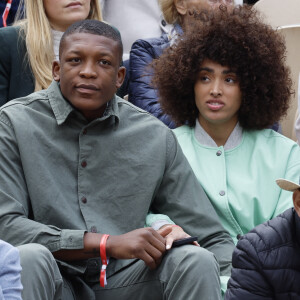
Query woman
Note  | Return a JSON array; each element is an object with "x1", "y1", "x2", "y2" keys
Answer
[
  {"x1": 128, "y1": 0, "x2": 234, "y2": 128},
  {"x1": 150, "y1": 6, "x2": 300, "y2": 244},
  {"x1": 0, "y1": 0, "x2": 102, "y2": 105}
]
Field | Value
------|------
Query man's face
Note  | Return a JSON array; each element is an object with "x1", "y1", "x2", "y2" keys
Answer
[{"x1": 53, "y1": 32, "x2": 125, "y2": 121}]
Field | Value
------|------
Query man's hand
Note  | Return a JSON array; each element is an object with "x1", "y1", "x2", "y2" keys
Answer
[
  {"x1": 106, "y1": 227, "x2": 172, "y2": 270},
  {"x1": 158, "y1": 225, "x2": 200, "y2": 249}
]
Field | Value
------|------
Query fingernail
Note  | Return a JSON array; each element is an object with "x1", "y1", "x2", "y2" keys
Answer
[{"x1": 166, "y1": 244, "x2": 171, "y2": 250}]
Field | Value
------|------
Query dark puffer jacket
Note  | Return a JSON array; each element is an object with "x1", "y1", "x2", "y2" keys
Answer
[
  {"x1": 226, "y1": 208, "x2": 300, "y2": 300},
  {"x1": 128, "y1": 33, "x2": 176, "y2": 128}
]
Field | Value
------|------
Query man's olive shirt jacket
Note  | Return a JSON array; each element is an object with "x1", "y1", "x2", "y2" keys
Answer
[{"x1": 0, "y1": 81, "x2": 234, "y2": 276}]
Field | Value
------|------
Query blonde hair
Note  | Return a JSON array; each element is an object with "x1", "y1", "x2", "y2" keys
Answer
[
  {"x1": 159, "y1": 0, "x2": 236, "y2": 26},
  {"x1": 15, "y1": 0, "x2": 102, "y2": 92},
  {"x1": 159, "y1": 0, "x2": 182, "y2": 25}
]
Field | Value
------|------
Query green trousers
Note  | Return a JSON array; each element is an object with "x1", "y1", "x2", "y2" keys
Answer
[{"x1": 18, "y1": 243, "x2": 221, "y2": 300}]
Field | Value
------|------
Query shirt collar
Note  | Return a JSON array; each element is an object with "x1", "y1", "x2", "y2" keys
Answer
[
  {"x1": 194, "y1": 119, "x2": 243, "y2": 150},
  {"x1": 47, "y1": 80, "x2": 120, "y2": 126}
]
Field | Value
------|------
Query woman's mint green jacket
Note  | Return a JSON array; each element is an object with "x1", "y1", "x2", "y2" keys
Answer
[
  {"x1": 147, "y1": 126, "x2": 300, "y2": 243},
  {"x1": 169, "y1": 126, "x2": 300, "y2": 244}
]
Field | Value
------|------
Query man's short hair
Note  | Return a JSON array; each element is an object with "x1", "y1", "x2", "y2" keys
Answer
[{"x1": 59, "y1": 19, "x2": 123, "y2": 64}]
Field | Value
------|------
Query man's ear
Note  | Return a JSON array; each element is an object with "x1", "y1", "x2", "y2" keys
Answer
[
  {"x1": 52, "y1": 61, "x2": 61, "y2": 82},
  {"x1": 174, "y1": 0, "x2": 188, "y2": 16},
  {"x1": 116, "y1": 66, "x2": 126, "y2": 89},
  {"x1": 293, "y1": 190, "x2": 300, "y2": 217}
]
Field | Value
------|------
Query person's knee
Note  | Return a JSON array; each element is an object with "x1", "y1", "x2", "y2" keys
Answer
[
  {"x1": 168, "y1": 245, "x2": 219, "y2": 274},
  {"x1": 192, "y1": 246, "x2": 219, "y2": 273},
  {"x1": 19, "y1": 243, "x2": 56, "y2": 270},
  {"x1": 18, "y1": 243, "x2": 62, "y2": 300}
]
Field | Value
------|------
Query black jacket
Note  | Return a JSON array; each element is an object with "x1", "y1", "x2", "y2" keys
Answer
[
  {"x1": 0, "y1": 25, "x2": 34, "y2": 106},
  {"x1": 226, "y1": 208, "x2": 300, "y2": 300}
]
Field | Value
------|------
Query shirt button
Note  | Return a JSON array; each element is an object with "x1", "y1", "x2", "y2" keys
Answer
[
  {"x1": 81, "y1": 161, "x2": 87, "y2": 168},
  {"x1": 83, "y1": 129, "x2": 87, "y2": 135},
  {"x1": 81, "y1": 197, "x2": 87, "y2": 204},
  {"x1": 216, "y1": 150, "x2": 222, "y2": 156},
  {"x1": 237, "y1": 234, "x2": 242, "y2": 240},
  {"x1": 219, "y1": 190, "x2": 225, "y2": 196},
  {"x1": 161, "y1": 20, "x2": 167, "y2": 26},
  {"x1": 91, "y1": 226, "x2": 97, "y2": 233}
]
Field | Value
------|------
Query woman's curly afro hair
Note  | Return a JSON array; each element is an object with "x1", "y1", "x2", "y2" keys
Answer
[{"x1": 151, "y1": 5, "x2": 293, "y2": 129}]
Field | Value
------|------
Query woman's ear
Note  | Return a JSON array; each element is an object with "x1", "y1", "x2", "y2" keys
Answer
[
  {"x1": 293, "y1": 190, "x2": 300, "y2": 217},
  {"x1": 174, "y1": 0, "x2": 188, "y2": 16}
]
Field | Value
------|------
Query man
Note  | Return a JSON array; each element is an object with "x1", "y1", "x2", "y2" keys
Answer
[
  {"x1": 226, "y1": 177, "x2": 300, "y2": 299},
  {"x1": 0, "y1": 20, "x2": 234, "y2": 299}
]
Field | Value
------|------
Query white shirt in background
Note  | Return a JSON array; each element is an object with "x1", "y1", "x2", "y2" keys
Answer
[{"x1": 100, "y1": 0, "x2": 164, "y2": 61}]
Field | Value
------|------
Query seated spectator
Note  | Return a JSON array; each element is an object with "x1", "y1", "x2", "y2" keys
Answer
[
  {"x1": 128, "y1": 0, "x2": 234, "y2": 128},
  {"x1": 0, "y1": 0, "x2": 102, "y2": 105},
  {"x1": 0, "y1": 240, "x2": 22, "y2": 299},
  {"x1": 226, "y1": 177, "x2": 300, "y2": 299},
  {"x1": 0, "y1": 20, "x2": 234, "y2": 299},
  {"x1": 152, "y1": 4, "x2": 300, "y2": 243},
  {"x1": 149, "y1": 7, "x2": 300, "y2": 291}
]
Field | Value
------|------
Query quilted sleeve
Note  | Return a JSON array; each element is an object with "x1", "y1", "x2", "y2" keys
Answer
[
  {"x1": 128, "y1": 38, "x2": 175, "y2": 128},
  {"x1": 225, "y1": 235, "x2": 273, "y2": 300}
]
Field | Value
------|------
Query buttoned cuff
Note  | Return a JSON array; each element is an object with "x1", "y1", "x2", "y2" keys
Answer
[{"x1": 60, "y1": 229, "x2": 86, "y2": 249}]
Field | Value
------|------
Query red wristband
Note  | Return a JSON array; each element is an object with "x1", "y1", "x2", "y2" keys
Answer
[
  {"x1": 100, "y1": 234, "x2": 109, "y2": 287},
  {"x1": 2, "y1": 0, "x2": 12, "y2": 27}
]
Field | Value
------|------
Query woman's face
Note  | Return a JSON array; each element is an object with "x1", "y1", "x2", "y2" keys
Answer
[
  {"x1": 194, "y1": 59, "x2": 242, "y2": 130},
  {"x1": 43, "y1": 0, "x2": 91, "y2": 32}
]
